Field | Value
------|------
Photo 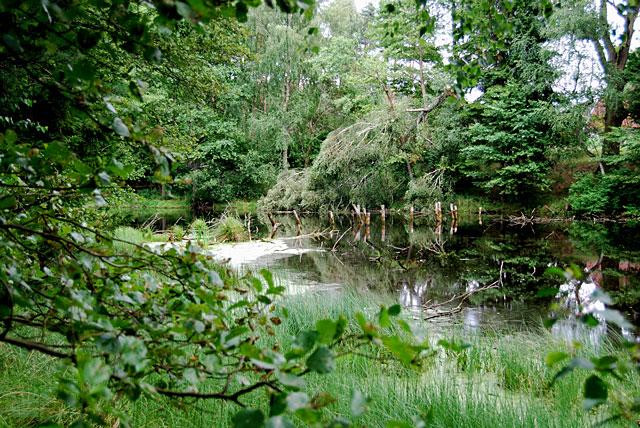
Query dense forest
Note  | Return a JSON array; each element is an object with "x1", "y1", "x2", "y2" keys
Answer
[{"x1": 1, "y1": 0, "x2": 640, "y2": 426}]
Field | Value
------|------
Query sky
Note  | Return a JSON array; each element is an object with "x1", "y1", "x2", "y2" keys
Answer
[{"x1": 354, "y1": 0, "x2": 374, "y2": 11}]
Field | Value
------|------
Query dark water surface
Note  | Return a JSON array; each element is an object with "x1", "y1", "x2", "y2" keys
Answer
[{"x1": 147, "y1": 210, "x2": 640, "y2": 337}]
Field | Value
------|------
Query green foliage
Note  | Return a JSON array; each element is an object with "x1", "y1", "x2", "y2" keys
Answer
[
  {"x1": 190, "y1": 218, "x2": 211, "y2": 244},
  {"x1": 170, "y1": 224, "x2": 186, "y2": 241},
  {"x1": 212, "y1": 215, "x2": 248, "y2": 242},
  {"x1": 0, "y1": 1, "x2": 440, "y2": 425},
  {"x1": 569, "y1": 129, "x2": 640, "y2": 215},
  {"x1": 460, "y1": 84, "x2": 556, "y2": 200},
  {"x1": 568, "y1": 174, "x2": 612, "y2": 215},
  {"x1": 544, "y1": 267, "x2": 639, "y2": 417}
]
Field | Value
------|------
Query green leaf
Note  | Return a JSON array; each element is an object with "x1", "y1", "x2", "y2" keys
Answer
[
  {"x1": 384, "y1": 336, "x2": 416, "y2": 365},
  {"x1": 543, "y1": 317, "x2": 558, "y2": 329},
  {"x1": 545, "y1": 351, "x2": 569, "y2": 367},
  {"x1": 260, "y1": 269, "x2": 274, "y2": 288},
  {"x1": 583, "y1": 375, "x2": 608, "y2": 410},
  {"x1": 316, "y1": 319, "x2": 337, "y2": 344},
  {"x1": 592, "y1": 355, "x2": 617, "y2": 372},
  {"x1": 235, "y1": 1, "x2": 249, "y2": 22},
  {"x1": 0, "y1": 195, "x2": 16, "y2": 210},
  {"x1": 388, "y1": 304, "x2": 401, "y2": 316},
  {"x1": 276, "y1": 371, "x2": 305, "y2": 390},
  {"x1": 543, "y1": 266, "x2": 565, "y2": 278},
  {"x1": 232, "y1": 409, "x2": 265, "y2": 428},
  {"x1": 4, "y1": 129, "x2": 17, "y2": 144},
  {"x1": 269, "y1": 392, "x2": 287, "y2": 416},
  {"x1": 379, "y1": 307, "x2": 391, "y2": 328},
  {"x1": 580, "y1": 313, "x2": 599, "y2": 327},
  {"x1": 291, "y1": 330, "x2": 318, "y2": 355},
  {"x1": 306, "y1": 346, "x2": 335, "y2": 374}
]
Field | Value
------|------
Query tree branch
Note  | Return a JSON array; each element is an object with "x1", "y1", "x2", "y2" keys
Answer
[
  {"x1": 155, "y1": 380, "x2": 278, "y2": 405},
  {"x1": 0, "y1": 335, "x2": 73, "y2": 359}
]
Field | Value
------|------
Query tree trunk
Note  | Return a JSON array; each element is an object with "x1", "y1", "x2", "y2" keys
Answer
[
  {"x1": 418, "y1": 45, "x2": 428, "y2": 108},
  {"x1": 593, "y1": 1, "x2": 638, "y2": 157},
  {"x1": 603, "y1": 95, "x2": 625, "y2": 156}
]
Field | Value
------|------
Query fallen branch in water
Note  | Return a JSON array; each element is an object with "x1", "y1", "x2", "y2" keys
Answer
[
  {"x1": 423, "y1": 262, "x2": 503, "y2": 320},
  {"x1": 332, "y1": 227, "x2": 352, "y2": 252}
]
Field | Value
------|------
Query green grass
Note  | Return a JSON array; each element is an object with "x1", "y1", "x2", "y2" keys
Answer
[
  {"x1": 213, "y1": 200, "x2": 258, "y2": 216},
  {"x1": 212, "y1": 215, "x2": 248, "y2": 242},
  {"x1": 108, "y1": 193, "x2": 191, "y2": 225},
  {"x1": 112, "y1": 226, "x2": 168, "y2": 254},
  {"x1": 0, "y1": 290, "x2": 637, "y2": 427},
  {"x1": 190, "y1": 218, "x2": 211, "y2": 245}
]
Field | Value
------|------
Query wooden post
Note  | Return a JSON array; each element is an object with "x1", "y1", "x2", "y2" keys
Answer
[
  {"x1": 380, "y1": 204, "x2": 386, "y2": 225},
  {"x1": 450, "y1": 204, "x2": 458, "y2": 235},
  {"x1": 409, "y1": 205, "x2": 414, "y2": 233},
  {"x1": 267, "y1": 213, "x2": 281, "y2": 239},
  {"x1": 246, "y1": 214, "x2": 251, "y2": 241},
  {"x1": 293, "y1": 210, "x2": 302, "y2": 236},
  {"x1": 435, "y1": 201, "x2": 442, "y2": 224},
  {"x1": 354, "y1": 222, "x2": 361, "y2": 241}
]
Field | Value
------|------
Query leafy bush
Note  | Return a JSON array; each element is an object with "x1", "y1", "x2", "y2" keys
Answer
[
  {"x1": 568, "y1": 128, "x2": 640, "y2": 215},
  {"x1": 568, "y1": 174, "x2": 612, "y2": 215}
]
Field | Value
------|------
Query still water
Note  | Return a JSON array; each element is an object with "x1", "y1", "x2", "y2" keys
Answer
[{"x1": 143, "y1": 210, "x2": 640, "y2": 337}]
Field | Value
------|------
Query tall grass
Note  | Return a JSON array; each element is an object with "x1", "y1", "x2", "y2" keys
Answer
[
  {"x1": 112, "y1": 226, "x2": 168, "y2": 254},
  {"x1": 212, "y1": 215, "x2": 247, "y2": 242},
  {"x1": 190, "y1": 218, "x2": 211, "y2": 244},
  {"x1": 0, "y1": 290, "x2": 636, "y2": 427}
]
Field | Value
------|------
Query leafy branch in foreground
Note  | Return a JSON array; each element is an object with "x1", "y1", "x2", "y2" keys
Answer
[
  {"x1": 0, "y1": 128, "x2": 429, "y2": 426},
  {"x1": 543, "y1": 265, "x2": 640, "y2": 422}
]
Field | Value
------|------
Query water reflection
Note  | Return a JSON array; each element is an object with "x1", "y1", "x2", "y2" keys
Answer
[{"x1": 146, "y1": 211, "x2": 640, "y2": 335}]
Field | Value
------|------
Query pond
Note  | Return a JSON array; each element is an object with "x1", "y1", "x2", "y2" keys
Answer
[{"x1": 147, "y1": 210, "x2": 640, "y2": 339}]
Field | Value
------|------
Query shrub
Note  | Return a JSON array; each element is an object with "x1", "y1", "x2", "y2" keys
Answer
[
  {"x1": 567, "y1": 174, "x2": 612, "y2": 215},
  {"x1": 568, "y1": 128, "x2": 640, "y2": 216}
]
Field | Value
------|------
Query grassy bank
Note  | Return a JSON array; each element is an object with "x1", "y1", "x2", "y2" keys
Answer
[
  {"x1": 213, "y1": 200, "x2": 258, "y2": 216},
  {"x1": 0, "y1": 289, "x2": 636, "y2": 427}
]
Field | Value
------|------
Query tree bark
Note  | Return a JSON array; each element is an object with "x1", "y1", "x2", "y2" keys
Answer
[{"x1": 592, "y1": 1, "x2": 638, "y2": 156}]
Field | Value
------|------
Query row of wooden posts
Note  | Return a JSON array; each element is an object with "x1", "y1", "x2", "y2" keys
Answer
[{"x1": 267, "y1": 203, "x2": 484, "y2": 239}]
